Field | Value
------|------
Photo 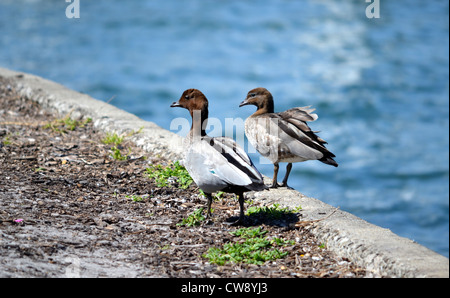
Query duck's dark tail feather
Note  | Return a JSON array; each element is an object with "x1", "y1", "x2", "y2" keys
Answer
[{"x1": 320, "y1": 156, "x2": 338, "y2": 167}]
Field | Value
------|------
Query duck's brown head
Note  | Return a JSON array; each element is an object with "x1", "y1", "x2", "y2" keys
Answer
[
  {"x1": 171, "y1": 88, "x2": 209, "y2": 113},
  {"x1": 239, "y1": 87, "x2": 274, "y2": 114},
  {"x1": 171, "y1": 89, "x2": 209, "y2": 135}
]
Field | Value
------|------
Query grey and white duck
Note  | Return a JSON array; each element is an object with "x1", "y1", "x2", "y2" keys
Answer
[
  {"x1": 239, "y1": 87, "x2": 338, "y2": 189},
  {"x1": 171, "y1": 89, "x2": 266, "y2": 224}
]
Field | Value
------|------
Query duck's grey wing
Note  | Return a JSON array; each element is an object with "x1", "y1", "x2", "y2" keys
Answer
[
  {"x1": 274, "y1": 110, "x2": 337, "y2": 166},
  {"x1": 268, "y1": 116, "x2": 326, "y2": 160},
  {"x1": 278, "y1": 106, "x2": 318, "y2": 122}
]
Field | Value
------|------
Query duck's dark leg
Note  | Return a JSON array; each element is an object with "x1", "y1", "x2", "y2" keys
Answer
[
  {"x1": 226, "y1": 192, "x2": 246, "y2": 226},
  {"x1": 205, "y1": 193, "x2": 213, "y2": 218},
  {"x1": 270, "y1": 162, "x2": 280, "y2": 188},
  {"x1": 280, "y1": 163, "x2": 293, "y2": 188},
  {"x1": 238, "y1": 192, "x2": 245, "y2": 223}
]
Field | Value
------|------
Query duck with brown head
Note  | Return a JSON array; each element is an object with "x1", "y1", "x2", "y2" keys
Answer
[
  {"x1": 239, "y1": 87, "x2": 338, "y2": 189},
  {"x1": 171, "y1": 89, "x2": 266, "y2": 225}
]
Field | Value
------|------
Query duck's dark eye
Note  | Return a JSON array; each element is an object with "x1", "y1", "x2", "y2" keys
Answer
[
  {"x1": 250, "y1": 93, "x2": 256, "y2": 98},
  {"x1": 185, "y1": 95, "x2": 190, "y2": 100}
]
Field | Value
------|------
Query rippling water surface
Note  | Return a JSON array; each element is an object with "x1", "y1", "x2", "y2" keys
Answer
[{"x1": 1, "y1": 0, "x2": 448, "y2": 257}]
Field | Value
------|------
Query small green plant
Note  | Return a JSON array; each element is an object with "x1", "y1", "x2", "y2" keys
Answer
[
  {"x1": 203, "y1": 227, "x2": 294, "y2": 266},
  {"x1": 146, "y1": 161, "x2": 193, "y2": 189},
  {"x1": 158, "y1": 244, "x2": 171, "y2": 250},
  {"x1": 109, "y1": 146, "x2": 130, "y2": 160},
  {"x1": 231, "y1": 226, "x2": 267, "y2": 238},
  {"x1": 126, "y1": 194, "x2": 147, "y2": 202},
  {"x1": 44, "y1": 115, "x2": 91, "y2": 134},
  {"x1": 246, "y1": 203, "x2": 302, "y2": 219},
  {"x1": 126, "y1": 126, "x2": 144, "y2": 137},
  {"x1": 177, "y1": 208, "x2": 206, "y2": 227},
  {"x1": 102, "y1": 132, "x2": 124, "y2": 145},
  {"x1": 102, "y1": 129, "x2": 143, "y2": 160},
  {"x1": 199, "y1": 189, "x2": 225, "y2": 200},
  {"x1": 2, "y1": 134, "x2": 12, "y2": 146}
]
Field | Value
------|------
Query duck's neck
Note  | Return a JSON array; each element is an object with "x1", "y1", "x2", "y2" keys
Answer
[
  {"x1": 190, "y1": 108, "x2": 208, "y2": 138},
  {"x1": 252, "y1": 96, "x2": 274, "y2": 116}
]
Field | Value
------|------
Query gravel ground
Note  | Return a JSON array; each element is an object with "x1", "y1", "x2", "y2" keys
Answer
[{"x1": 0, "y1": 76, "x2": 369, "y2": 278}]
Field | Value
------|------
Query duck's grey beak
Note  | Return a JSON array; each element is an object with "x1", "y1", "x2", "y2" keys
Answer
[
  {"x1": 239, "y1": 99, "x2": 249, "y2": 107},
  {"x1": 170, "y1": 101, "x2": 182, "y2": 108}
]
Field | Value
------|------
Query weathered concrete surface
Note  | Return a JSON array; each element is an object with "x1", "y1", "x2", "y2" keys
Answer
[{"x1": 1, "y1": 67, "x2": 448, "y2": 278}]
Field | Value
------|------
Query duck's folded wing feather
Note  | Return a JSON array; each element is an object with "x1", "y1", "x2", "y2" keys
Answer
[
  {"x1": 269, "y1": 116, "x2": 332, "y2": 159},
  {"x1": 205, "y1": 137, "x2": 263, "y2": 187},
  {"x1": 278, "y1": 106, "x2": 318, "y2": 122}
]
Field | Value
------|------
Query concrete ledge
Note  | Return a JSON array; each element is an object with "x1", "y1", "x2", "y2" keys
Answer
[
  {"x1": 1, "y1": 67, "x2": 448, "y2": 278},
  {"x1": 0, "y1": 67, "x2": 184, "y2": 162}
]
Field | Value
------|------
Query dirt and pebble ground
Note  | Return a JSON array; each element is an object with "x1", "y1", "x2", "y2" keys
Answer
[{"x1": 0, "y1": 76, "x2": 369, "y2": 278}]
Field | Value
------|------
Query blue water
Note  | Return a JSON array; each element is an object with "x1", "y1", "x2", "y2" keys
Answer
[{"x1": 1, "y1": 0, "x2": 448, "y2": 258}]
